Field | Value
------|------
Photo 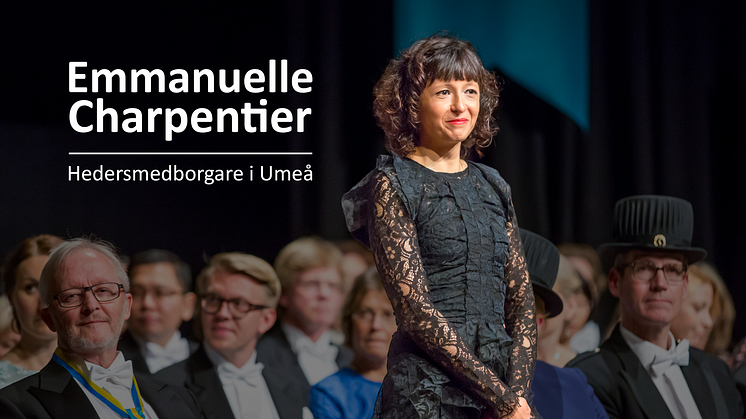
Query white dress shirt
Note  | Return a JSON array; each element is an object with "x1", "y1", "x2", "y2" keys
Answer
[
  {"x1": 67, "y1": 351, "x2": 159, "y2": 419},
  {"x1": 135, "y1": 331, "x2": 191, "y2": 373},
  {"x1": 281, "y1": 322, "x2": 339, "y2": 385},
  {"x1": 204, "y1": 343, "x2": 280, "y2": 419},
  {"x1": 620, "y1": 325, "x2": 703, "y2": 419},
  {"x1": 570, "y1": 320, "x2": 601, "y2": 354}
]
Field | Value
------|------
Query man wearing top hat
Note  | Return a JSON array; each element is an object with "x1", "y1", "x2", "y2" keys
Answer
[
  {"x1": 520, "y1": 229, "x2": 609, "y2": 419},
  {"x1": 567, "y1": 196, "x2": 742, "y2": 419}
]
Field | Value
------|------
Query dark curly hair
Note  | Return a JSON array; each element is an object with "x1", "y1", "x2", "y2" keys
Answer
[{"x1": 373, "y1": 32, "x2": 502, "y2": 158}]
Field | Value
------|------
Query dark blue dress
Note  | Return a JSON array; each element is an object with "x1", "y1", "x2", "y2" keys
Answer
[
  {"x1": 532, "y1": 361, "x2": 609, "y2": 419},
  {"x1": 342, "y1": 155, "x2": 538, "y2": 418}
]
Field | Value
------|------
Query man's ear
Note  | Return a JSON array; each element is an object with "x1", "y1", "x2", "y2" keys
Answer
[
  {"x1": 278, "y1": 294, "x2": 289, "y2": 309},
  {"x1": 181, "y1": 292, "x2": 197, "y2": 321},
  {"x1": 608, "y1": 269, "x2": 621, "y2": 298},
  {"x1": 41, "y1": 307, "x2": 56, "y2": 332},
  {"x1": 258, "y1": 308, "x2": 277, "y2": 335}
]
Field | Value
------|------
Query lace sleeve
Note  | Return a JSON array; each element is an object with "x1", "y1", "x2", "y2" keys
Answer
[
  {"x1": 367, "y1": 172, "x2": 520, "y2": 418},
  {"x1": 503, "y1": 198, "x2": 539, "y2": 409}
]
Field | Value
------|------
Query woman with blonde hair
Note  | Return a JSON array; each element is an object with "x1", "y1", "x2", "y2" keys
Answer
[
  {"x1": 538, "y1": 255, "x2": 584, "y2": 367},
  {"x1": 0, "y1": 234, "x2": 63, "y2": 388},
  {"x1": 671, "y1": 262, "x2": 733, "y2": 354}
]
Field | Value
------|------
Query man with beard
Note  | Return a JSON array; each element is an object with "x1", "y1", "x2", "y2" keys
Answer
[{"x1": 0, "y1": 238, "x2": 203, "y2": 419}]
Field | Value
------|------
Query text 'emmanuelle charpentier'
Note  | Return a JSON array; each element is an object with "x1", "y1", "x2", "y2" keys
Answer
[{"x1": 68, "y1": 61, "x2": 313, "y2": 141}]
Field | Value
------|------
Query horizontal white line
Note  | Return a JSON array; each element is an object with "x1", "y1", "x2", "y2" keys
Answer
[{"x1": 68, "y1": 152, "x2": 313, "y2": 156}]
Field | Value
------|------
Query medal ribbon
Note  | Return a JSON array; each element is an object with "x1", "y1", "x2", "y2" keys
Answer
[{"x1": 52, "y1": 348, "x2": 146, "y2": 419}]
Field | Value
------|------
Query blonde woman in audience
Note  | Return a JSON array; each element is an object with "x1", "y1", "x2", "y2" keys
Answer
[
  {"x1": 539, "y1": 255, "x2": 583, "y2": 367},
  {"x1": 698, "y1": 262, "x2": 735, "y2": 358},
  {"x1": 557, "y1": 243, "x2": 603, "y2": 353},
  {"x1": 0, "y1": 296, "x2": 21, "y2": 358},
  {"x1": 671, "y1": 263, "x2": 734, "y2": 358},
  {"x1": 0, "y1": 234, "x2": 63, "y2": 388},
  {"x1": 310, "y1": 267, "x2": 397, "y2": 419}
]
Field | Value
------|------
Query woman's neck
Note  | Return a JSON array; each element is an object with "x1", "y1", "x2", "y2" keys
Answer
[
  {"x1": 350, "y1": 356, "x2": 387, "y2": 383},
  {"x1": 2, "y1": 335, "x2": 57, "y2": 371},
  {"x1": 408, "y1": 145, "x2": 464, "y2": 173}
]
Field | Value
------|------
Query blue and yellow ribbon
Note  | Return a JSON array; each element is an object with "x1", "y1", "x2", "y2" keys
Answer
[{"x1": 52, "y1": 348, "x2": 145, "y2": 419}]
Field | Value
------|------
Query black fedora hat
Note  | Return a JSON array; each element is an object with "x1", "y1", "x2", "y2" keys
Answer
[
  {"x1": 519, "y1": 229, "x2": 563, "y2": 318},
  {"x1": 597, "y1": 195, "x2": 707, "y2": 270}
]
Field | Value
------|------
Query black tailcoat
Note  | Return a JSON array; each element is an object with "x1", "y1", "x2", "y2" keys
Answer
[
  {"x1": 156, "y1": 344, "x2": 308, "y2": 419},
  {"x1": 0, "y1": 359, "x2": 203, "y2": 419},
  {"x1": 567, "y1": 325, "x2": 743, "y2": 419}
]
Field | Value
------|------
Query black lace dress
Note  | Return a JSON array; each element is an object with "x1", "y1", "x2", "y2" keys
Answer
[{"x1": 342, "y1": 155, "x2": 539, "y2": 418}]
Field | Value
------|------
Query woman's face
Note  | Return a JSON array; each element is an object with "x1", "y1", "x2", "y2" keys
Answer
[
  {"x1": 11, "y1": 255, "x2": 56, "y2": 342},
  {"x1": 418, "y1": 79, "x2": 480, "y2": 150},
  {"x1": 351, "y1": 289, "x2": 397, "y2": 365},
  {"x1": 565, "y1": 292, "x2": 591, "y2": 341},
  {"x1": 670, "y1": 282, "x2": 714, "y2": 350}
]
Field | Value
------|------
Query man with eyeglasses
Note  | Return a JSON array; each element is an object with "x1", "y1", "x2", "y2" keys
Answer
[
  {"x1": 118, "y1": 249, "x2": 197, "y2": 374},
  {"x1": 0, "y1": 237, "x2": 203, "y2": 419},
  {"x1": 157, "y1": 252, "x2": 311, "y2": 419},
  {"x1": 256, "y1": 237, "x2": 353, "y2": 407},
  {"x1": 567, "y1": 196, "x2": 743, "y2": 419}
]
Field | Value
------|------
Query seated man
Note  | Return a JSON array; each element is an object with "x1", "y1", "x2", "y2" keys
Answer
[
  {"x1": 157, "y1": 252, "x2": 310, "y2": 419},
  {"x1": 567, "y1": 196, "x2": 743, "y2": 419},
  {"x1": 119, "y1": 249, "x2": 197, "y2": 374},
  {"x1": 0, "y1": 238, "x2": 202, "y2": 419},
  {"x1": 520, "y1": 229, "x2": 609, "y2": 419},
  {"x1": 256, "y1": 237, "x2": 353, "y2": 400}
]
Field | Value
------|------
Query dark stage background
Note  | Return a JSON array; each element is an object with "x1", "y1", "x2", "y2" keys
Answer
[{"x1": 2, "y1": 2, "x2": 745, "y2": 341}]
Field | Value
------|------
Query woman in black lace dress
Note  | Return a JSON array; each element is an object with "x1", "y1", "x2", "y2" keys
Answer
[{"x1": 342, "y1": 33, "x2": 538, "y2": 419}]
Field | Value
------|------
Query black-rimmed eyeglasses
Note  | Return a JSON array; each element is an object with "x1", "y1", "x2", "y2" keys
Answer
[
  {"x1": 53, "y1": 282, "x2": 124, "y2": 308},
  {"x1": 200, "y1": 293, "x2": 267, "y2": 318},
  {"x1": 620, "y1": 261, "x2": 687, "y2": 284}
]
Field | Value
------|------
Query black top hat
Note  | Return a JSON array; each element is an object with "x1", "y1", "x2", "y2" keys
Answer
[
  {"x1": 597, "y1": 195, "x2": 707, "y2": 270},
  {"x1": 519, "y1": 229, "x2": 563, "y2": 318}
]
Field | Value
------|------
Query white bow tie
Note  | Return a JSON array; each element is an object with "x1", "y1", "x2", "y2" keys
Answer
[
  {"x1": 144, "y1": 340, "x2": 188, "y2": 362},
  {"x1": 295, "y1": 340, "x2": 338, "y2": 362},
  {"x1": 217, "y1": 361, "x2": 265, "y2": 387},
  {"x1": 649, "y1": 339, "x2": 690, "y2": 378},
  {"x1": 88, "y1": 359, "x2": 134, "y2": 389}
]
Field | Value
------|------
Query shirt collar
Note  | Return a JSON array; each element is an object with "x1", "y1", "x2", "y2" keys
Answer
[
  {"x1": 619, "y1": 324, "x2": 680, "y2": 369},
  {"x1": 281, "y1": 321, "x2": 331, "y2": 354},
  {"x1": 203, "y1": 341, "x2": 258, "y2": 371}
]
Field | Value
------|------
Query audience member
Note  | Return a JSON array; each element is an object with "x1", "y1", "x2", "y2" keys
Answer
[
  {"x1": 567, "y1": 195, "x2": 743, "y2": 419},
  {"x1": 697, "y1": 262, "x2": 735, "y2": 359},
  {"x1": 0, "y1": 237, "x2": 202, "y2": 418},
  {"x1": 158, "y1": 252, "x2": 309, "y2": 419},
  {"x1": 0, "y1": 235, "x2": 63, "y2": 388},
  {"x1": 0, "y1": 296, "x2": 21, "y2": 358},
  {"x1": 334, "y1": 240, "x2": 374, "y2": 294},
  {"x1": 257, "y1": 237, "x2": 353, "y2": 402},
  {"x1": 540, "y1": 255, "x2": 583, "y2": 367},
  {"x1": 558, "y1": 243, "x2": 603, "y2": 353},
  {"x1": 309, "y1": 266, "x2": 396, "y2": 419},
  {"x1": 118, "y1": 249, "x2": 197, "y2": 374},
  {"x1": 521, "y1": 229, "x2": 608, "y2": 419},
  {"x1": 670, "y1": 264, "x2": 718, "y2": 350}
]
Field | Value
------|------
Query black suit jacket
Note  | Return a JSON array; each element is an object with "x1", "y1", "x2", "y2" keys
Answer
[
  {"x1": 0, "y1": 359, "x2": 203, "y2": 419},
  {"x1": 567, "y1": 325, "x2": 743, "y2": 419},
  {"x1": 118, "y1": 330, "x2": 199, "y2": 375},
  {"x1": 156, "y1": 344, "x2": 308, "y2": 419},
  {"x1": 255, "y1": 323, "x2": 354, "y2": 406}
]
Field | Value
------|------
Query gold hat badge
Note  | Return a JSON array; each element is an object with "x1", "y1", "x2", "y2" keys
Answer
[{"x1": 653, "y1": 234, "x2": 667, "y2": 247}]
